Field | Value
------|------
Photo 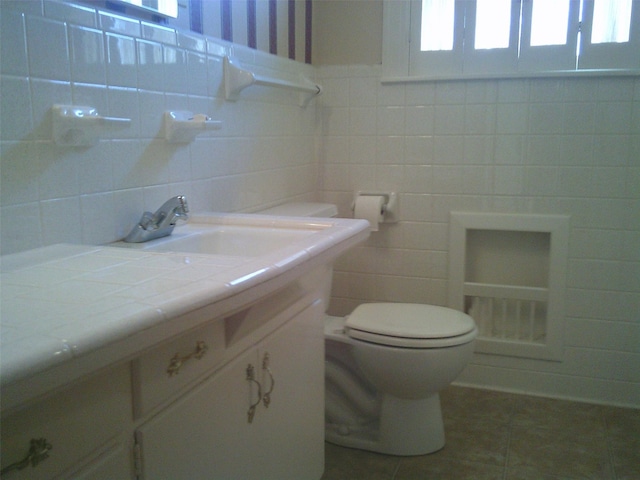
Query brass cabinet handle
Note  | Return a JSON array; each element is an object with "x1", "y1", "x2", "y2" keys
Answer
[
  {"x1": 166, "y1": 341, "x2": 208, "y2": 377},
  {"x1": 246, "y1": 364, "x2": 262, "y2": 423},
  {"x1": 1, "y1": 438, "x2": 52, "y2": 476},
  {"x1": 262, "y1": 353, "x2": 275, "y2": 408}
]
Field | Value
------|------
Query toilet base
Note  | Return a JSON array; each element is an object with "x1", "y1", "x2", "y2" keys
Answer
[{"x1": 325, "y1": 393, "x2": 445, "y2": 456}]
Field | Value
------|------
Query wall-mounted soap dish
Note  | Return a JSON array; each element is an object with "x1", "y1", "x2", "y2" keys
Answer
[
  {"x1": 164, "y1": 111, "x2": 222, "y2": 143},
  {"x1": 52, "y1": 104, "x2": 131, "y2": 147}
]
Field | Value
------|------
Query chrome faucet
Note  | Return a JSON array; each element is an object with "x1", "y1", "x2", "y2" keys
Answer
[{"x1": 124, "y1": 195, "x2": 189, "y2": 243}]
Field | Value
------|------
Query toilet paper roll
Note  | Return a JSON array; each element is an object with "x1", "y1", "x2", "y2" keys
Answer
[{"x1": 354, "y1": 195, "x2": 385, "y2": 232}]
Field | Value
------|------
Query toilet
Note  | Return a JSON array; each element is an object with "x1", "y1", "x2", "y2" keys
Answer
[{"x1": 258, "y1": 202, "x2": 478, "y2": 456}]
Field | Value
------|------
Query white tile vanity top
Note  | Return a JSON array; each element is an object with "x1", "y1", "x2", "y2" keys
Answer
[{"x1": 0, "y1": 214, "x2": 369, "y2": 409}]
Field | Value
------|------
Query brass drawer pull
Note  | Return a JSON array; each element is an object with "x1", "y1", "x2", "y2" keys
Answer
[
  {"x1": 246, "y1": 364, "x2": 262, "y2": 423},
  {"x1": 167, "y1": 341, "x2": 208, "y2": 377},
  {"x1": 1, "y1": 438, "x2": 52, "y2": 476},
  {"x1": 262, "y1": 353, "x2": 275, "y2": 408}
]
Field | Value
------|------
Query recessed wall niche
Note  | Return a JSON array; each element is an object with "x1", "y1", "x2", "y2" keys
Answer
[{"x1": 449, "y1": 212, "x2": 570, "y2": 361}]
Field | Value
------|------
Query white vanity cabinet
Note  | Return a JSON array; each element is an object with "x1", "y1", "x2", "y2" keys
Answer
[
  {"x1": 134, "y1": 300, "x2": 325, "y2": 480},
  {"x1": 0, "y1": 365, "x2": 133, "y2": 480}
]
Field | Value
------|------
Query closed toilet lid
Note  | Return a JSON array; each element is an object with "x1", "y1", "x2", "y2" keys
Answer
[{"x1": 345, "y1": 303, "x2": 476, "y2": 340}]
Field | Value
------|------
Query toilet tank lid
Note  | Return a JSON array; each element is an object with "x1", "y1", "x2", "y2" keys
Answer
[
  {"x1": 259, "y1": 202, "x2": 338, "y2": 218},
  {"x1": 346, "y1": 303, "x2": 476, "y2": 339}
]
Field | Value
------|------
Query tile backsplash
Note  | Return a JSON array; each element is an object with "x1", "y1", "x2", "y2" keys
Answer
[{"x1": 0, "y1": 0, "x2": 318, "y2": 254}]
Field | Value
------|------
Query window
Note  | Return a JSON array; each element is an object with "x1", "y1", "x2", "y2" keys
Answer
[{"x1": 382, "y1": 0, "x2": 640, "y2": 79}]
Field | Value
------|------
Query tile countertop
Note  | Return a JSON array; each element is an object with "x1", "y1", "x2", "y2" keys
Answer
[{"x1": 0, "y1": 214, "x2": 369, "y2": 411}]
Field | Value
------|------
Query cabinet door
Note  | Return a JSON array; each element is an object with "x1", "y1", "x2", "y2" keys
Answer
[
  {"x1": 254, "y1": 300, "x2": 325, "y2": 479},
  {"x1": 136, "y1": 301, "x2": 325, "y2": 480}
]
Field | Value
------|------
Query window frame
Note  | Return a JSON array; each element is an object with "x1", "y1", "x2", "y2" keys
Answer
[{"x1": 382, "y1": 0, "x2": 640, "y2": 82}]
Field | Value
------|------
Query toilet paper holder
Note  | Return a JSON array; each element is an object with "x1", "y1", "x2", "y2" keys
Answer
[{"x1": 351, "y1": 192, "x2": 398, "y2": 224}]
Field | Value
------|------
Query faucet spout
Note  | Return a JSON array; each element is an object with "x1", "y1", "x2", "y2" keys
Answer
[{"x1": 124, "y1": 195, "x2": 189, "y2": 243}]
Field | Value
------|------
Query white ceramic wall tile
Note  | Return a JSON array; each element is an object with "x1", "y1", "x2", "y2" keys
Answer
[
  {"x1": 40, "y1": 197, "x2": 83, "y2": 244},
  {"x1": 0, "y1": 142, "x2": 39, "y2": 206},
  {"x1": 107, "y1": 86, "x2": 139, "y2": 138},
  {"x1": 0, "y1": 10, "x2": 28, "y2": 76},
  {"x1": 106, "y1": 33, "x2": 138, "y2": 88},
  {"x1": 45, "y1": 0, "x2": 97, "y2": 27},
  {"x1": 136, "y1": 39, "x2": 164, "y2": 91},
  {"x1": 0, "y1": 203, "x2": 43, "y2": 255},
  {"x1": 376, "y1": 106, "x2": 405, "y2": 135},
  {"x1": 37, "y1": 143, "x2": 79, "y2": 200},
  {"x1": 405, "y1": 106, "x2": 434, "y2": 136},
  {"x1": 99, "y1": 10, "x2": 140, "y2": 37},
  {"x1": 80, "y1": 192, "x2": 117, "y2": 245},
  {"x1": 496, "y1": 102, "x2": 529, "y2": 134},
  {"x1": 163, "y1": 46, "x2": 189, "y2": 94},
  {"x1": 26, "y1": 15, "x2": 69, "y2": 81},
  {"x1": 141, "y1": 21, "x2": 176, "y2": 45},
  {"x1": 69, "y1": 26, "x2": 106, "y2": 84},
  {"x1": 349, "y1": 107, "x2": 377, "y2": 136},
  {"x1": 71, "y1": 83, "x2": 108, "y2": 115},
  {"x1": 0, "y1": 76, "x2": 32, "y2": 141},
  {"x1": 186, "y1": 51, "x2": 209, "y2": 96}
]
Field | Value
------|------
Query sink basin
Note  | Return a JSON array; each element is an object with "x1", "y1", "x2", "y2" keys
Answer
[{"x1": 113, "y1": 216, "x2": 325, "y2": 257}]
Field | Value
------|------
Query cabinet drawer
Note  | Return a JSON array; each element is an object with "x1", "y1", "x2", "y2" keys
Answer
[
  {"x1": 0, "y1": 365, "x2": 132, "y2": 480},
  {"x1": 132, "y1": 319, "x2": 226, "y2": 417}
]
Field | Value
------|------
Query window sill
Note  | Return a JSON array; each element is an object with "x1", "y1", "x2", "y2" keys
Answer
[{"x1": 380, "y1": 69, "x2": 640, "y2": 85}]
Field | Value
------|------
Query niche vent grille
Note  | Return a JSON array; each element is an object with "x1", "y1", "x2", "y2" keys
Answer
[{"x1": 449, "y1": 212, "x2": 569, "y2": 361}]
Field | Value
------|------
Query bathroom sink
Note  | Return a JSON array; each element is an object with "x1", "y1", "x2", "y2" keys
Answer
[{"x1": 113, "y1": 215, "x2": 325, "y2": 257}]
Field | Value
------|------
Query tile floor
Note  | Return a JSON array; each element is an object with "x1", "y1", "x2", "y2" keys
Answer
[{"x1": 321, "y1": 386, "x2": 640, "y2": 480}]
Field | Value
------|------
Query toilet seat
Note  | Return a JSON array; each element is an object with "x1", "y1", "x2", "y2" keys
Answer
[{"x1": 345, "y1": 303, "x2": 477, "y2": 348}]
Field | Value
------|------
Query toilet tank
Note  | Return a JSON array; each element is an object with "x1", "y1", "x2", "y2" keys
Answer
[
  {"x1": 258, "y1": 202, "x2": 338, "y2": 218},
  {"x1": 258, "y1": 202, "x2": 338, "y2": 311}
]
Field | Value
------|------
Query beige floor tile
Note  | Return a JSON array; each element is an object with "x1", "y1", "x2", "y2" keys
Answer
[
  {"x1": 441, "y1": 385, "x2": 517, "y2": 426},
  {"x1": 438, "y1": 416, "x2": 511, "y2": 466},
  {"x1": 321, "y1": 442, "x2": 400, "y2": 480},
  {"x1": 508, "y1": 425, "x2": 614, "y2": 479},
  {"x1": 512, "y1": 396, "x2": 607, "y2": 436},
  {"x1": 505, "y1": 465, "x2": 579, "y2": 479},
  {"x1": 395, "y1": 456, "x2": 504, "y2": 479},
  {"x1": 605, "y1": 405, "x2": 640, "y2": 480}
]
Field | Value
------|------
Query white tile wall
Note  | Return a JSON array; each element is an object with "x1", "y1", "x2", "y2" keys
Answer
[
  {"x1": 318, "y1": 64, "x2": 640, "y2": 407},
  {"x1": 0, "y1": 0, "x2": 318, "y2": 255}
]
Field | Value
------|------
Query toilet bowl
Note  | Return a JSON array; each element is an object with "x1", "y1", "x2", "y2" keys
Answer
[
  {"x1": 326, "y1": 304, "x2": 476, "y2": 455},
  {"x1": 259, "y1": 202, "x2": 478, "y2": 456}
]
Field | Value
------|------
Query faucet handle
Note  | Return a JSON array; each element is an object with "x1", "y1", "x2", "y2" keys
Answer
[{"x1": 138, "y1": 211, "x2": 156, "y2": 230}]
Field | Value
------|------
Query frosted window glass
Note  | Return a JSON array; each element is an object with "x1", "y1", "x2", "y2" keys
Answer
[
  {"x1": 475, "y1": 0, "x2": 512, "y2": 49},
  {"x1": 591, "y1": 0, "x2": 633, "y2": 43},
  {"x1": 530, "y1": 0, "x2": 571, "y2": 46},
  {"x1": 421, "y1": 0, "x2": 455, "y2": 51}
]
